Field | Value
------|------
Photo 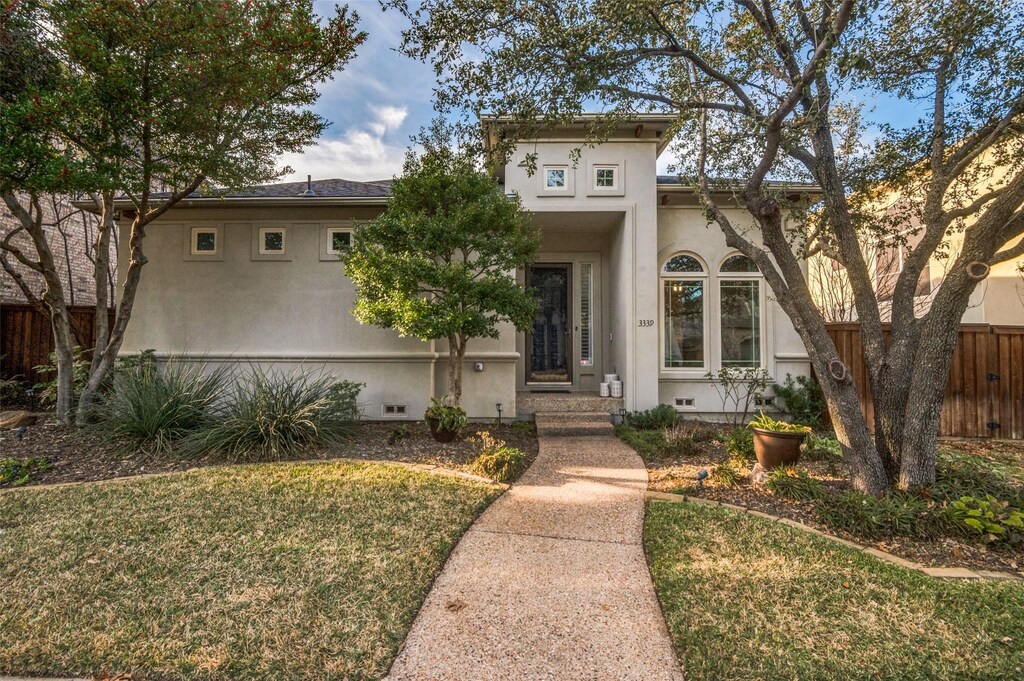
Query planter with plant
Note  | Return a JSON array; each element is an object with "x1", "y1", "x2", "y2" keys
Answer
[
  {"x1": 424, "y1": 396, "x2": 468, "y2": 443},
  {"x1": 748, "y1": 411, "x2": 812, "y2": 469}
]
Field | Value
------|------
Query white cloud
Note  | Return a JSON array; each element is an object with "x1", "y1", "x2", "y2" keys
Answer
[{"x1": 279, "y1": 105, "x2": 410, "y2": 182}]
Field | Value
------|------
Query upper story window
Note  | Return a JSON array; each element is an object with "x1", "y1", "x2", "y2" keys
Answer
[
  {"x1": 662, "y1": 253, "x2": 707, "y2": 370},
  {"x1": 719, "y1": 254, "x2": 762, "y2": 368},
  {"x1": 259, "y1": 227, "x2": 286, "y2": 255},
  {"x1": 191, "y1": 227, "x2": 219, "y2": 256},
  {"x1": 545, "y1": 167, "x2": 567, "y2": 188},
  {"x1": 327, "y1": 228, "x2": 352, "y2": 254},
  {"x1": 594, "y1": 165, "x2": 618, "y2": 190}
]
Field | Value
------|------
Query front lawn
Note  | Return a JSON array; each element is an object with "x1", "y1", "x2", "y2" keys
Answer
[
  {"x1": 645, "y1": 500, "x2": 1024, "y2": 680},
  {"x1": 0, "y1": 461, "x2": 502, "y2": 680}
]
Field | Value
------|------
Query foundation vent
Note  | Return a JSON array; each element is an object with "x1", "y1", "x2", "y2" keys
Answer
[
  {"x1": 382, "y1": 404, "x2": 407, "y2": 417},
  {"x1": 674, "y1": 397, "x2": 696, "y2": 410}
]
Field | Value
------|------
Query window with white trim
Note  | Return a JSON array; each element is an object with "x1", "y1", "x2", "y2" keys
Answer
[
  {"x1": 544, "y1": 166, "x2": 567, "y2": 188},
  {"x1": 258, "y1": 227, "x2": 286, "y2": 255},
  {"x1": 191, "y1": 227, "x2": 218, "y2": 255},
  {"x1": 593, "y1": 165, "x2": 617, "y2": 190},
  {"x1": 662, "y1": 254, "x2": 707, "y2": 369},
  {"x1": 719, "y1": 254, "x2": 762, "y2": 368},
  {"x1": 327, "y1": 227, "x2": 352, "y2": 255}
]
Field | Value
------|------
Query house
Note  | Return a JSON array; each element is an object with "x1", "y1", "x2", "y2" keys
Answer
[
  {"x1": 808, "y1": 150, "x2": 1024, "y2": 326},
  {"x1": 116, "y1": 116, "x2": 815, "y2": 419},
  {"x1": 0, "y1": 196, "x2": 116, "y2": 308}
]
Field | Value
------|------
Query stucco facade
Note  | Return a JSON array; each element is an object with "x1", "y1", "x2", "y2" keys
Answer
[{"x1": 118, "y1": 118, "x2": 812, "y2": 419}]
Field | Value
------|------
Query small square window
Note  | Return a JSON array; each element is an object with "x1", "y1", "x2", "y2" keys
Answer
[
  {"x1": 191, "y1": 228, "x2": 217, "y2": 255},
  {"x1": 545, "y1": 168, "x2": 566, "y2": 188},
  {"x1": 328, "y1": 229, "x2": 352, "y2": 254},
  {"x1": 259, "y1": 228, "x2": 285, "y2": 255},
  {"x1": 595, "y1": 167, "x2": 616, "y2": 188}
]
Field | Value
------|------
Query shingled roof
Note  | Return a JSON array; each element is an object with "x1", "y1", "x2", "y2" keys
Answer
[{"x1": 187, "y1": 178, "x2": 394, "y2": 199}]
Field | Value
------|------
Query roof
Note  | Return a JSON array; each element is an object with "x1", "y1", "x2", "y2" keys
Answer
[
  {"x1": 166, "y1": 177, "x2": 393, "y2": 200},
  {"x1": 656, "y1": 175, "x2": 823, "y2": 197}
]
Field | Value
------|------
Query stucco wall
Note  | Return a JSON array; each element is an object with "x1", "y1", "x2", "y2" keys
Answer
[
  {"x1": 656, "y1": 204, "x2": 811, "y2": 417},
  {"x1": 118, "y1": 204, "x2": 516, "y2": 419}
]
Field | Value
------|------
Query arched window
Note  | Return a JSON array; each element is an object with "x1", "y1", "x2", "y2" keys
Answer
[
  {"x1": 719, "y1": 253, "x2": 763, "y2": 368},
  {"x1": 661, "y1": 253, "x2": 707, "y2": 369}
]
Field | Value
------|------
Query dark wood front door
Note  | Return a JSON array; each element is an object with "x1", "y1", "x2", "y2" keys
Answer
[{"x1": 527, "y1": 264, "x2": 572, "y2": 384}]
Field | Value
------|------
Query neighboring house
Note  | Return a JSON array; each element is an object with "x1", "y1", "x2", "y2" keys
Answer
[
  {"x1": 115, "y1": 116, "x2": 815, "y2": 419},
  {"x1": 809, "y1": 154, "x2": 1024, "y2": 326},
  {"x1": 0, "y1": 196, "x2": 116, "y2": 308}
]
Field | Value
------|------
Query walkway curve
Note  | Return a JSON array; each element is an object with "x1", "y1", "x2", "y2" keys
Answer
[{"x1": 386, "y1": 412, "x2": 684, "y2": 680}]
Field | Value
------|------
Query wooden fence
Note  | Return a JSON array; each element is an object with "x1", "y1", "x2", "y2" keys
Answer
[
  {"x1": 1, "y1": 304, "x2": 114, "y2": 386},
  {"x1": 826, "y1": 323, "x2": 1024, "y2": 440}
]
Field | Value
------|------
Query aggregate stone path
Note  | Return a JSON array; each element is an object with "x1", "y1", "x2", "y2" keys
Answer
[{"x1": 386, "y1": 412, "x2": 684, "y2": 680}]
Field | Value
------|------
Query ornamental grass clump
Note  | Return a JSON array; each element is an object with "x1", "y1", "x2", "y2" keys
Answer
[
  {"x1": 97, "y1": 360, "x2": 228, "y2": 454},
  {"x1": 184, "y1": 369, "x2": 360, "y2": 461},
  {"x1": 765, "y1": 466, "x2": 825, "y2": 501},
  {"x1": 470, "y1": 431, "x2": 527, "y2": 483}
]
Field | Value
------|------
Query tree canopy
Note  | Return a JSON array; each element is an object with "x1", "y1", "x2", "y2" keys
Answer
[
  {"x1": 342, "y1": 134, "x2": 539, "y2": 403},
  {"x1": 385, "y1": 0, "x2": 1024, "y2": 492}
]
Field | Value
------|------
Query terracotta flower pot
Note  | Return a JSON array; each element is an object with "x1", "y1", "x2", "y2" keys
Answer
[
  {"x1": 427, "y1": 417, "x2": 460, "y2": 443},
  {"x1": 751, "y1": 427, "x2": 806, "y2": 469}
]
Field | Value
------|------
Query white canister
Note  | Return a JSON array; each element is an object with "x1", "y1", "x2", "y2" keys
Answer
[
  {"x1": 599, "y1": 382, "x2": 610, "y2": 397},
  {"x1": 610, "y1": 381, "x2": 623, "y2": 398},
  {"x1": 603, "y1": 374, "x2": 619, "y2": 384}
]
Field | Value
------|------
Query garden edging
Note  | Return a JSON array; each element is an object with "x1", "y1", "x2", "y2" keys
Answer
[{"x1": 645, "y1": 490, "x2": 1022, "y2": 581}]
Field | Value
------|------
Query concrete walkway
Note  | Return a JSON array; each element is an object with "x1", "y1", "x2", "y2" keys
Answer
[{"x1": 386, "y1": 413, "x2": 683, "y2": 680}]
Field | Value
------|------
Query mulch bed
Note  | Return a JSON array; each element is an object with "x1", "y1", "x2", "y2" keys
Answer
[
  {"x1": 0, "y1": 414, "x2": 538, "y2": 487},
  {"x1": 645, "y1": 432, "x2": 1023, "y2": 574}
]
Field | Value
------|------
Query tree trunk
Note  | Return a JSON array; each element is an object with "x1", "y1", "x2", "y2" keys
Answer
[
  {"x1": 89, "y1": 193, "x2": 115, "y2": 376},
  {"x1": 77, "y1": 214, "x2": 146, "y2": 422},
  {"x1": 446, "y1": 334, "x2": 466, "y2": 405}
]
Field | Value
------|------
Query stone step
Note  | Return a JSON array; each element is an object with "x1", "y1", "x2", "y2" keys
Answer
[
  {"x1": 516, "y1": 391, "x2": 623, "y2": 418},
  {"x1": 534, "y1": 411, "x2": 615, "y2": 437}
]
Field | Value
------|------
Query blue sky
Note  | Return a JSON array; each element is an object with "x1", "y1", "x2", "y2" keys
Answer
[{"x1": 279, "y1": 1, "x2": 930, "y2": 183}]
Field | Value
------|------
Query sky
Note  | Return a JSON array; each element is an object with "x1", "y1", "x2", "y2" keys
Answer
[{"x1": 279, "y1": 1, "x2": 932, "y2": 184}]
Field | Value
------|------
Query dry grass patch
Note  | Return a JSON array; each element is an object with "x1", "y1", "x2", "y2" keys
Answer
[
  {"x1": 0, "y1": 461, "x2": 502, "y2": 680},
  {"x1": 645, "y1": 501, "x2": 1024, "y2": 680}
]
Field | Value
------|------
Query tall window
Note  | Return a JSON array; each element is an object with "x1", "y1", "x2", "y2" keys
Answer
[
  {"x1": 719, "y1": 254, "x2": 761, "y2": 367},
  {"x1": 662, "y1": 254, "x2": 706, "y2": 369}
]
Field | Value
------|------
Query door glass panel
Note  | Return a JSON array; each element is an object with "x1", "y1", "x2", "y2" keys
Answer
[{"x1": 528, "y1": 265, "x2": 570, "y2": 382}]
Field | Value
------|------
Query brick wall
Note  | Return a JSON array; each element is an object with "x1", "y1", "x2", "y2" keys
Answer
[{"x1": 0, "y1": 196, "x2": 116, "y2": 308}]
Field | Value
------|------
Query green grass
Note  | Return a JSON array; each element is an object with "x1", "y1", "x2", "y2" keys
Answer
[
  {"x1": 645, "y1": 501, "x2": 1024, "y2": 680},
  {"x1": 0, "y1": 461, "x2": 502, "y2": 680}
]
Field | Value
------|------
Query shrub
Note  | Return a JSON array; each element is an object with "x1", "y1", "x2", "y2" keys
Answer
[
  {"x1": 663, "y1": 423, "x2": 701, "y2": 457},
  {"x1": 0, "y1": 457, "x2": 51, "y2": 487},
  {"x1": 0, "y1": 375, "x2": 29, "y2": 408},
  {"x1": 705, "y1": 366, "x2": 772, "y2": 424},
  {"x1": 725, "y1": 426, "x2": 755, "y2": 462},
  {"x1": 772, "y1": 374, "x2": 826, "y2": 427},
  {"x1": 933, "y1": 451, "x2": 1022, "y2": 505},
  {"x1": 616, "y1": 424, "x2": 670, "y2": 460},
  {"x1": 510, "y1": 420, "x2": 536, "y2": 436},
  {"x1": 815, "y1": 491, "x2": 947, "y2": 539},
  {"x1": 802, "y1": 431, "x2": 843, "y2": 461},
  {"x1": 946, "y1": 495, "x2": 1024, "y2": 545},
  {"x1": 470, "y1": 432, "x2": 528, "y2": 482},
  {"x1": 387, "y1": 424, "x2": 410, "y2": 445},
  {"x1": 97, "y1": 361, "x2": 228, "y2": 453},
  {"x1": 623, "y1": 404, "x2": 677, "y2": 430},
  {"x1": 424, "y1": 396, "x2": 468, "y2": 433},
  {"x1": 765, "y1": 466, "x2": 825, "y2": 501},
  {"x1": 32, "y1": 346, "x2": 90, "y2": 408},
  {"x1": 709, "y1": 462, "x2": 744, "y2": 488},
  {"x1": 184, "y1": 369, "x2": 359, "y2": 461}
]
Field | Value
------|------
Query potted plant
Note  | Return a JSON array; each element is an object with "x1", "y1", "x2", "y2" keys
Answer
[
  {"x1": 424, "y1": 396, "x2": 468, "y2": 443},
  {"x1": 748, "y1": 411, "x2": 812, "y2": 469}
]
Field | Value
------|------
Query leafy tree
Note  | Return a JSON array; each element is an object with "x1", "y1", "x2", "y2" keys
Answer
[
  {"x1": 1, "y1": 0, "x2": 365, "y2": 423},
  {"x1": 386, "y1": 0, "x2": 1024, "y2": 494},
  {"x1": 342, "y1": 134, "x2": 539, "y2": 405}
]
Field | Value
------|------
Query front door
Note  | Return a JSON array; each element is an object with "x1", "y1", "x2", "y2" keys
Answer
[{"x1": 527, "y1": 264, "x2": 572, "y2": 384}]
